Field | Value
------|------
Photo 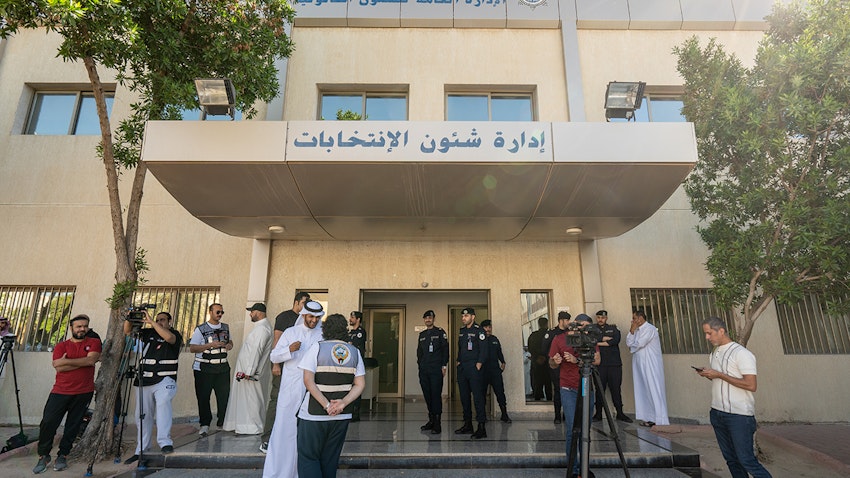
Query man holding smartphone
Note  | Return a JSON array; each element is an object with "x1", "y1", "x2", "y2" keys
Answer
[{"x1": 696, "y1": 317, "x2": 772, "y2": 478}]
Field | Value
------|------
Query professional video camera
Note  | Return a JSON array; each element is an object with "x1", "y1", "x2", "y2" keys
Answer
[
  {"x1": 125, "y1": 303, "x2": 156, "y2": 324},
  {"x1": 1, "y1": 333, "x2": 16, "y2": 350},
  {"x1": 564, "y1": 321, "x2": 604, "y2": 361}
]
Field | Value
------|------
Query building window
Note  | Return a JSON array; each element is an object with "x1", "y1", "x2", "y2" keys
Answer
[
  {"x1": 179, "y1": 107, "x2": 243, "y2": 121},
  {"x1": 132, "y1": 286, "x2": 221, "y2": 351},
  {"x1": 0, "y1": 285, "x2": 76, "y2": 351},
  {"x1": 630, "y1": 288, "x2": 733, "y2": 354},
  {"x1": 25, "y1": 91, "x2": 115, "y2": 135},
  {"x1": 319, "y1": 93, "x2": 407, "y2": 120},
  {"x1": 446, "y1": 93, "x2": 534, "y2": 121},
  {"x1": 776, "y1": 294, "x2": 850, "y2": 354},
  {"x1": 520, "y1": 290, "x2": 551, "y2": 402}
]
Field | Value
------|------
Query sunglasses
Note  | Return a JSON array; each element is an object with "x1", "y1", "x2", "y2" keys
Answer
[{"x1": 214, "y1": 311, "x2": 224, "y2": 315}]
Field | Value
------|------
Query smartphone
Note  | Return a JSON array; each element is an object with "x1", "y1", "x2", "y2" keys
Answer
[{"x1": 691, "y1": 366, "x2": 704, "y2": 372}]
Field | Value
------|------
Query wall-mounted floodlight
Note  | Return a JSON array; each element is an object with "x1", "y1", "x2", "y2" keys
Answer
[
  {"x1": 604, "y1": 81, "x2": 646, "y2": 121},
  {"x1": 195, "y1": 78, "x2": 236, "y2": 120}
]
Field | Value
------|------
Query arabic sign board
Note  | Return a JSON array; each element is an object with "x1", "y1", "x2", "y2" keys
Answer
[
  {"x1": 294, "y1": 0, "x2": 560, "y2": 29},
  {"x1": 285, "y1": 121, "x2": 553, "y2": 163}
]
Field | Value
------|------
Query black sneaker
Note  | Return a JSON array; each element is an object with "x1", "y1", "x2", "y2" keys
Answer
[
  {"x1": 161, "y1": 445, "x2": 174, "y2": 454},
  {"x1": 123, "y1": 455, "x2": 139, "y2": 465},
  {"x1": 592, "y1": 415, "x2": 602, "y2": 422},
  {"x1": 32, "y1": 455, "x2": 51, "y2": 474},
  {"x1": 259, "y1": 441, "x2": 268, "y2": 454},
  {"x1": 53, "y1": 455, "x2": 68, "y2": 472},
  {"x1": 617, "y1": 414, "x2": 634, "y2": 423}
]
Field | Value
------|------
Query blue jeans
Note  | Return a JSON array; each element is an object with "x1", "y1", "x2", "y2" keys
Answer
[
  {"x1": 560, "y1": 387, "x2": 580, "y2": 475},
  {"x1": 710, "y1": 409, "x2": 772, "y2": 478}
]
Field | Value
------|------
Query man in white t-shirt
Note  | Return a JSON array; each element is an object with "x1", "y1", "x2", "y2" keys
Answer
[{"x1": 696, "y1": 316, "x2": 772, "y2": 478}]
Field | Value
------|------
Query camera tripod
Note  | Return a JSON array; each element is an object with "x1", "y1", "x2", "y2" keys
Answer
[
  {"x1": 565, "y1": 356, "x2": 630, "y2": 478},
  {"x1": 0, "y1": 337, "x2": 28, "y2": 453}
]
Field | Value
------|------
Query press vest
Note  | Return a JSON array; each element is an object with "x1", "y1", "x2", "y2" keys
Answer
[
  {"x1": 135, "y1": 328, "x2": 182, "y2": 386},
  {"x1": 194, "y1": 322, "x2": 230, "y2": 374},
  {"x1": 308, "y1": 340, "x2": 361, "y2": 416}
]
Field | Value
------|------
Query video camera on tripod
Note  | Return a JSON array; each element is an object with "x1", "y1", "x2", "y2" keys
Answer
[
  {"x1": 1, "y1": 333, "x2": 16, "y2": 350},
  {"x1": 125, "y1": 304, "x2": 156, "y2": 325},
  {"x1": 564, "y1": 320, "x2": 604, "y2": 361}
]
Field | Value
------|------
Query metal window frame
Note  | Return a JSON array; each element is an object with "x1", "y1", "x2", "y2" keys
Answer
[
  {"x1": 776, "y1": 294, "x2": 850, "y2": 355},
  {"x1": 318, "y1": 88, "x2": 409, "y2": 120},
  {"x1": 630, "y1": 288, "x2": 733, "y2": 355},
  {"x1": 132, "y1": 286, "x2": 221, "y2": 352},
  {"x1": 25, "y1": 90, "x2": 115, "y2": 135},
  {"x1": 445, "y1": 90, "x2": 536, "y2": 121},
  {"x1": 0, "y1": 285, "x2": 77, "y2": 351}
]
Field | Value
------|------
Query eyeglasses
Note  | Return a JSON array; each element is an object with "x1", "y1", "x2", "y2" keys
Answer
[{"x1": 214, "y1": 311, "x2": 224, "y2": 315}]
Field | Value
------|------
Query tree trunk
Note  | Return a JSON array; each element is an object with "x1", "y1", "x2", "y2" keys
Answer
[
  {"x1": 71, "y1": 57, "x2": 141, "y2": 467},
  {"x1": 736, "y1": 294, "x2": 774, "y2": 347}
]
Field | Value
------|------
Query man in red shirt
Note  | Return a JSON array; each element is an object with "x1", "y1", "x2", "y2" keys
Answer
[
  {"x1": 549, "y1": 313, "x2": 600, "y2": 478},
  {"x1": 32, "y1": 314, "x2": 102, "y2": 474}
]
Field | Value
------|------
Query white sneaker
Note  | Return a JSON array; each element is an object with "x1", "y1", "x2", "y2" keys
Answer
[{"x1": 199, "y1": 425, "x2": 209, "y2": 437}]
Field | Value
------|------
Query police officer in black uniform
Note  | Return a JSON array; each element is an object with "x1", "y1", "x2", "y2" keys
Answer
[
  {"x1": 417, "y1": 310, "x2": 449, "y2": 434},
  {"x1": 348, "y1": 310, "x2": 367, "y2": 421},
  {"x1": 455, "y1": 307, "x2": 489, "y2": 439},
  {"x1": 480, "y1": 320, "x2": 511, "y2": 423},
  {"x1": 593, "y1": 309, "x2": 633, "y2": 423},
  {"x1": 541, "y1": 311, "x2": 570, "y2": 423}
]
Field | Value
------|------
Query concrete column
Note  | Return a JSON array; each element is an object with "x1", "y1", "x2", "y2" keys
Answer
[
  {"x1": 559, "y1": 0, "x2": 586, "y2": 122},
  {"x1": 579, "y1": 239, "x2": 603, "y2": 315},
  {"x1": 243, "y1": 239, "x2": 272, "y2": 335},
  {"x1": 264, "y1": 23, "x2": 292, "y2": 121}
]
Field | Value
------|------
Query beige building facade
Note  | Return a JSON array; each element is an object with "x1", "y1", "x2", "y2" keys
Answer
[{"x1": 1, "y1": 0, "x2": 847, "y2": 427}]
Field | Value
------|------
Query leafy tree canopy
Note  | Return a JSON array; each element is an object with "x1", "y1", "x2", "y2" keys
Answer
[{"x1": 675, "y1": 0, "x2": 850, "y2": 345}]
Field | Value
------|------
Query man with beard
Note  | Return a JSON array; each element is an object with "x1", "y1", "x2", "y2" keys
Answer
[
  {"x1": 455, "y1": 307, "x2": 488, "y2": 439},
  {"x1": 32, "y1": 315, "x2": 102, "y2": 474},
  {"x1": 223, "y1": 303, "x2": 273, "y2": 435},
  {"x1": 262, "y1": 301, "x2": 325, "y2": 478}
]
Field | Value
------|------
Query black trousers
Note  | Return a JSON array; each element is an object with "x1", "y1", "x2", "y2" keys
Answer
[
  {"x1": 297, "y1": 418, "x2": 349, "y2": 478},
  {"x1": 550, "y1": 369, "x2": 563, "y2": 417},
  {"x1": 37, "y1": 392, "x2": 93, "y2": 457},
  {"x1": 531, "y1": 360, "x2": 552, "y2": 400},
  {"x1": 419, "y1": 367, "x2": 443, "y2": 415},
  {"x1": 193, "y1": 368, "x2": 230, "y2": 427},
  {"x1": 457, "y1": 364, "x2": 486, "y2": 423},
  {"x1": 483, "y1": 369, "x2": 507, "y2": 411},
  {"x1": 594, "y1": 365, "x2": 624, "y2": 414}
]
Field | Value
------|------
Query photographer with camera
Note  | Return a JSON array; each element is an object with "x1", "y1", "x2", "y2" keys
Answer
[
  {"x1": 122, "y1": 310, "x2": 182, "y2": 464},
  {"x1": 548, "y1": 313, "x2": 600, "y2": 478},
  {"x1": 32, "y1": 314, "x2": 101, "y2": 474}
]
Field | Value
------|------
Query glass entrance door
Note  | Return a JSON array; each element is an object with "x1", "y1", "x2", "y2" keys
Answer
[{"x1": 366, "y1": 308, "x2": 404, "y2": 397}]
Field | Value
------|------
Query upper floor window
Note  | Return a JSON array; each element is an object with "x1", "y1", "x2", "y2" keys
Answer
[
  {"x1": 631, "y1": 288, "x2": 733, "y2": 354},
  {"x1": 319, "y1": 93, "x2": 407, "y2": 120},
  {"x1": 776, "y1": 294, "x2": 850, "y2": 355},
  {"x1": 179, "y1": 107, "x2": 243, "y2": 121},
  {"x1": 0, "y1": 285, "x2": 76, "y2": 351},
  {"x1": 25, "y1": 91, "x2": 115, "y2": 135},
  {"x1": 609, "y1": 87, "x2": 686, "y2": 123},
  {"x1": 446, "y1": 93, "x2": 534, "y2": 121},
  {"x1": 132, "y1": 286, "x2": 221, "y2": 351}
]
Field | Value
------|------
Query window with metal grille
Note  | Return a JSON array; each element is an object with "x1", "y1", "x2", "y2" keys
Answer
[
  {"x1": 630, "y1": 288, "x2": 733, "y2": 354},
  {"x1": 776, "y1": 294, "x2": 850, "y2": 354},
  {"x1": 0, "y1": 285, "x2": 76, "y2": 351},
  {"x1": 132, "y1": 286, "x2": 221, "y2": 351}
]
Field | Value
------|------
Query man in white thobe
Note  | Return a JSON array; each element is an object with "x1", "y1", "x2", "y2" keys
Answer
[
  {"x1": 223, "y1": 303, "x2": 273, "y2": 435},
  {"x1": 262, "y1": 300, "x2": 325, "y2": 478},
  {"x1": 625, "y1": 309, "x2": 669, "y2": 426}
]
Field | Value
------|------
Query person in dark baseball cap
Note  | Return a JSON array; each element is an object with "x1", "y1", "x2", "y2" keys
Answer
[
  {"x1": 423, "y1": 310, "x2": 435, "y2": 318},
  {"x1": 246, "y1": 303, "x2": 266, "y2": 313}
]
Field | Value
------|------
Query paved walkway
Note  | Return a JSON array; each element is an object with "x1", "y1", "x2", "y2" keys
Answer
[{"x1": 1, "y1": 401, "x2": 849, "y2": 477}]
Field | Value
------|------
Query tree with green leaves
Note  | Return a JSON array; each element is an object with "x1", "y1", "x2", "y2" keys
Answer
[
  {"x1": 0, "y1": 0, "x2": 295, "y2": 466},
  {"x1": 674, "y1": 0, "x2": 850, "y2": 346}
]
